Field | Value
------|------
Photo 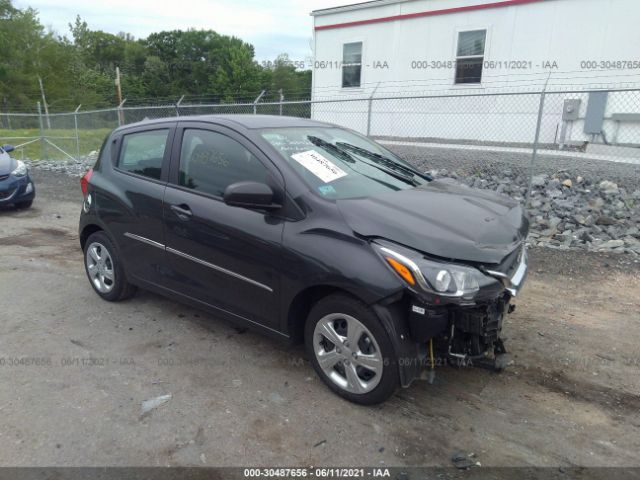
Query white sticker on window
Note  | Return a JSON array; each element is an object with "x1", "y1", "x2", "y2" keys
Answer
[{"x1": 291, "y1": 150, "x2": 347, "y2": 183}]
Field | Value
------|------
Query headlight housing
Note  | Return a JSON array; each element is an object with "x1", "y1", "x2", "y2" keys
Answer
[
  {"x1": 11, "y1": 160, "x2": 27, "y2": 177},
  {"x1": 373, "y1": 240, "x2": 497, "y2": 300}
]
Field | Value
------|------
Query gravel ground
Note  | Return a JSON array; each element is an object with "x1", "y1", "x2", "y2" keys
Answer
[
  {"x1": 0, "y1": 171, "x2": 639, "y2": 468},
  {"x1": 385, "y1": 144, "x2": 640, "y2": 192},
  {"x1": 382, "y1": 144, "x2": 640, "y2": 256}
]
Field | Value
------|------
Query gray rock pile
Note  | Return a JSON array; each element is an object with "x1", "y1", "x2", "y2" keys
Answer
[
  {"x1": 429, "y1": 168, "x2": 640, "y2": 255},
  {"x1": 24, "y1": 151, "x2": 98, "y2": 177}
]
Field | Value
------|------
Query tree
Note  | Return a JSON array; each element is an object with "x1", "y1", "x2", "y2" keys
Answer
[
  {"x1": 0, "y1": 0, "x2": 312, "y2": 112},
  {"x1": 261, "y1": 54, "x2": 312, "y2": 100}
]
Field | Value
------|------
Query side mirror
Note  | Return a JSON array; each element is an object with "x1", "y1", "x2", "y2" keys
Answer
[
  {"x1": 2, "y1": 144, "x2": 14, "y2": 153},
  {"x1": 223, "y1": 181, "x2": 280, "y2": 210}
]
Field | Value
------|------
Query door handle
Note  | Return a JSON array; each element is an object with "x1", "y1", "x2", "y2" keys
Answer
[{"x1": 170, "y1": 204, "x2": 192, "y2": 220}]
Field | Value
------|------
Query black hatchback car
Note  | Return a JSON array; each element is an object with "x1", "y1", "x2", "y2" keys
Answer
[{"x1": 79, "y1": 115, "x2": 528, "y2": 404}]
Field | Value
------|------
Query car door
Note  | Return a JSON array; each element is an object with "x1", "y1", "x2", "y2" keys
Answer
[
  {"x1": 105, "y1": 123, "x2": 175, "y2": 285},
  {"x1": 162, "y1": 122, "x2": 285, "y2": 331}
]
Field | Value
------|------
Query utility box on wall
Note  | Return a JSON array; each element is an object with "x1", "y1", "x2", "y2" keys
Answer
[
  {"x1": 584, "y1": 92, "x2": 608, "y2": 134},
  {"x1": 562, "y1": 99, "x2": 581, "y2": 121}
]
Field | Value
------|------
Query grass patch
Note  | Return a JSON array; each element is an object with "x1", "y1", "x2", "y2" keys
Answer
[{"x1": 0, "y1": 128, "x2": 112, "y2": 161}]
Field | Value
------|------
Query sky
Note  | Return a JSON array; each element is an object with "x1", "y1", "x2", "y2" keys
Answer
[{"x1": 15, "y1": 0, "x2": 349, "y2": 62}]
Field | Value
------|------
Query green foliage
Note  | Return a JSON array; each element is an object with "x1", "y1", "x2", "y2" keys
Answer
[
  {"x1": 0, "y1": 0, "x2": 311, "y2": 113},
  {"x1": 263, "y1": 54, "x2": 312, "y2": 98},
  {"x1": 0, "y1": 127, "x2": 112, "y2": 160}
]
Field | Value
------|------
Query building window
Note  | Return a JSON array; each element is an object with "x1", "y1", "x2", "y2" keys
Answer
[
  {"x1": 455, "y1": 30, "x2": 486, "y2": 84},
  {"x1": 342, "y1": 42, "x2": 362, "y2": 88}
]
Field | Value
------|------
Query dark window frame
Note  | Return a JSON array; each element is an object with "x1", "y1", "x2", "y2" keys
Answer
[
  {"x1": 341, "y1": 42, "x2": 363, "y2": 88},
  {"x1": 454, "y1": 29, "x2": 487, "y2": 85},
  {"x1": 113, "y1": 123, "x2": 176, "y2": 183},
  {"x1": 176, "y1": 128, "x2": 271, "y2": 198},
  {"x1": 167, "y1": 122, "x2": 286, "y2": 204}
]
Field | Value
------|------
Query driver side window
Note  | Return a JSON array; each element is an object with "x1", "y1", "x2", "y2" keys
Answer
[{"x1": 179, "y1": 129, "x2": 268, "y2": 197}]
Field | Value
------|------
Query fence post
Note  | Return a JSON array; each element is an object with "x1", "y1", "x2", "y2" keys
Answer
[
  {"x1": 117, "y1": 99, "x2": 127, "y2": 126},
  {"x1": 526, "y1": 75, "x2": 551, "y2": 206},
  {"x1": 175, "y1": 95, "x2": 185, "y2": 117},
  {"x1": 253, "y1": 90, "x2": 265, "y2": 115},
  {"x1": 74, "y1": 104, "x2": 82, "y2": 160},
  {"x1": 527, "y1": 92, "x2": 546, "y2": 206},
  {"x1": 37, "y1": 101, "x2": 47, "y2": 161},
  {"x1": 278, "y1": 89, "x2": 284, "y2": 116},
  {"x1": 1, "y1": 97, "x2": 10, "y2": 129},
  {"x1": 366, "y1": 83, "x2": 380, "y2": 136}
]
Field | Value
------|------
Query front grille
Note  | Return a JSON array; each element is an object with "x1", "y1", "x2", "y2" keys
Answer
[
  {"x1": 0, "y1": 188, "x2": 16, "y2": 199},
  {"x1": 456, "y1": 297, "x2": 507, "y2": 340},
  {"x1": 485, "y1": 297, "x2": 508, "y2": 340},
  {"x1": 452, "y1": 295, "x2": 509, "y2": 357}
]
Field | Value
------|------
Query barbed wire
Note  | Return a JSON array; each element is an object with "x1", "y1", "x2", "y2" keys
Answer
[{"x1": 3, "y1": 71, "x2": 640, "y2": 115}]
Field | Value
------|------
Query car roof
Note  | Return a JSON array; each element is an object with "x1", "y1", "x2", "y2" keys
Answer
[{"x1": 116, "y1": 114, "x2": 334, "y2": 132}]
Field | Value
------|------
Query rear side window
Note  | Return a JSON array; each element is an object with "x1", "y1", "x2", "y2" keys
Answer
[
  {"x1": 118, "y1": 129, "x2": 169, "y2": 180},
  {"x1": 178, "y1": 129, "x2": 268, "y2": 197}
]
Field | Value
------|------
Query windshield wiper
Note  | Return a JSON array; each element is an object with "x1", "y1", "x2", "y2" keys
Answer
[
  {"x1": 308, "y1": 136, "x2": 418, "y2": 186},
  {"x1": 307, "y1": 136, "x2": 355, "y2": 163},
  {"x1": 335, "y1": 142, "x2": 432, "y2": 181},
  {"x1": 357, "y1": 162, "x2": 419, "y2": 186}
]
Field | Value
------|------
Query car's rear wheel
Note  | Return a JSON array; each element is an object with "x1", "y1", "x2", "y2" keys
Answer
[
  {"x1": 83, "y1": 231, "x2": 136, "y2": 301},
  {"x1": 305, "y1": 293, "x2": 399, "y2": 405}
]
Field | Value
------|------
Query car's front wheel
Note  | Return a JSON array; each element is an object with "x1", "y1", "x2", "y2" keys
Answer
[
  {"x1": 15, "y1": 200, "x2": 33, "y2": 209},
  {"x1": 305, "y1": 294, "x2": 399, "y2": 405},
  {"x1": 83, "y1": 231, "x2": 136, "y2": 301}
]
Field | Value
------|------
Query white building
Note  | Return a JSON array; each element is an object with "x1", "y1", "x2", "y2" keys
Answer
[{"x1": 310, "y1": 0, "x2": 640, "y2": 148}]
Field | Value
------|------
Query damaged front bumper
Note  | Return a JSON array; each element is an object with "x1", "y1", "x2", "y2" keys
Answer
[
  {"x1": 389, "y1": 246, "x2": 528, "y2": 386},
  {"x1": 483, "y1": 246, "x2": 528, "y2": 297},
  {"x1": 408, "y1": 293, "x2": 512, "y2": 366}
]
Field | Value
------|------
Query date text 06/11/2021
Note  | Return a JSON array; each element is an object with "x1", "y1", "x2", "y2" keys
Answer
[{"x1": 243, "y1": 467, "x2": 392, "y2": 478}]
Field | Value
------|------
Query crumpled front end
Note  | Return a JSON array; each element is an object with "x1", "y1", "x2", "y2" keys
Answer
[{"x1": 372, "y1": 240, "x2": 528, "y2": 386}]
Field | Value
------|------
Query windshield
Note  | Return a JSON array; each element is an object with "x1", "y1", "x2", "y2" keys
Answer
[{"x1": 260, "y1": 127, "x2": 430, "y2": 199}]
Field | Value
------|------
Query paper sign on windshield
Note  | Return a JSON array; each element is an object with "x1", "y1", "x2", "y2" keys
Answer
[{"x1": 291, "y1": 150, "x2": 347, "y2": 183}]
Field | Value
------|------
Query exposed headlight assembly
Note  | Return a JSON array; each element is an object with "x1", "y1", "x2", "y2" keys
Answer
[
  {"x1": 11, "y1": 160, "x2": 28, "y2": 177},
  {"x1": 374, "y1": 241, "x2": 495, "y2": 299}
]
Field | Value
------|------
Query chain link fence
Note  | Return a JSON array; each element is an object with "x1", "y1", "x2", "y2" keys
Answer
[
  {"x1": 2, "y1": 87, "x2": 639, "y2": 194},
  {"x1": 2, "y1": 87, "x2": 639, "y2": 252},
  {"x1": 3, "y1": 89, "x2": 638, "y2": 150}
]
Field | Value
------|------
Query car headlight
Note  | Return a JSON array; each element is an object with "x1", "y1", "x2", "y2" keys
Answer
[
  {"x1": 11, "y1": 160, "x2": 27, "y2": 177},
  {"x1": 373, "y1": 240, "x2": 495, "y2": 299}
]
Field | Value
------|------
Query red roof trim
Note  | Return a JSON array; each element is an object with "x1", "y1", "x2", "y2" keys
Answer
[{"x1": 315, "y1": 0, "x2": 548, "y2": 31}]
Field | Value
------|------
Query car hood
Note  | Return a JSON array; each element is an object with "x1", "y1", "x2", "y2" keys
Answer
[
  {"x1": 0, "y1": 153, "x2": 15, "y2": 176},
  {"x1": 336, "y1": 179, "x2": 529, "y2": 264}
]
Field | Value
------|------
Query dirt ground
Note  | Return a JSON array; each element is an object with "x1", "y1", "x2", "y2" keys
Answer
[{"x1": 0, "y1": 171, "x2": 639, "y2": 468}]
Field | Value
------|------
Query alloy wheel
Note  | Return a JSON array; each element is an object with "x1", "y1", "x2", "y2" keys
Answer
[
  {"x1": 313, "y1": 313, "x2": 383, "y2": 394},
  {"x1": 86, "y1": 241, "x2": 115, "y2": 293}
]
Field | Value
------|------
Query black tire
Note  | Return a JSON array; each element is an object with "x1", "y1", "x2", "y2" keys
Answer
[
  {"x1": 305, "y1": 293, "x2": 400, "y2": 405},
  {"x1": 15, "y1": 200, "x2": 33, "y2": 209},
  {"x1": 83, "y1": 231, "x2": 136, "y2": 301}
]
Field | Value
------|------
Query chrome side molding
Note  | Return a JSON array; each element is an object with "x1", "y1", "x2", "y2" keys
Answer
[
  {"x1": 165, "y1": 247, "x2": 273, "y2": 293},
  {"x1": 123, "y1": 232, "x2": 165, "y2": 250},
  {"x1": 124, "y1": 232, "x2": 273, "y2": 293}
]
